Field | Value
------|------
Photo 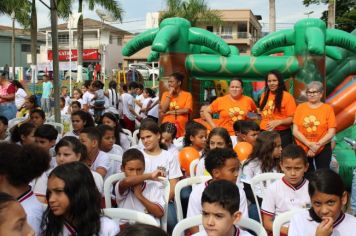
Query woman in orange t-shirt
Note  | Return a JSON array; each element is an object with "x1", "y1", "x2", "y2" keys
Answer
[
  {"x1": 160, "y1": 72, "x2": 193, "y2": 138},
  {"x1": 293, "y1": 81, "x2": 336, "y2": 171},
  {"x1": 259, "y1": 71, "x2": 296, "y2": 148},
  {"x1": 203, "y1": 79, "x2": 257, "y2": 135}
]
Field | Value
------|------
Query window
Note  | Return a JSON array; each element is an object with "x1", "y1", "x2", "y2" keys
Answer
[
  {"x1": 21, "y1": 44, "x2": 31, "y2": 52},
  {"x1": 237, "y1": 21, "x2": 248, "y2": 38},
  {"x1": 58, "y1": 34, "x2": 69, "y2": 44},
  {"x1": 221, "y1": 25, "x2": 232, "y2": 39}
]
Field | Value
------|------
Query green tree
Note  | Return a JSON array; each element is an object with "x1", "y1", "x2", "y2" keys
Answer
[
  {"x1": 160, "y1": 0, "x2": 222, "y2": 26},
  {"x1": 59, "y1": 0, "x2": 123, "y2": 81},
  {"x1": 303, "y1": 0, "x2": 356, "y2": 32}
]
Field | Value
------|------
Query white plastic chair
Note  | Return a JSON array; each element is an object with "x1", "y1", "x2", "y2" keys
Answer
[
  {"x1": 107, "y1": 153, "x2": 123, "y2": 175},
  {"x1": 173, "y1": 136, "x2": 184, "y2": 151},
  {"x1": 250, "y1": 173, "x2": 284, "y2": 223},
  {"x1": 45, "y1": 121, "x2": 64, "y2": 136},
  {"x1": 159, "y1": 177, "x2": 171, "y2": 231},
  {"x1": 8, "y1": 117, "x2": 27, "y2": 129},
  {"x1": 103, "y1": 173, "x2": 125, "y2": 208},
  {"x1": 172, "y1": 214, "x2": 268, "y2": 236},
  {"x1": 122, "y1": 128, "x2": 132, "y2": 138},
  {"x1": 272, "y1": 209, "x2": 303, "y2": 236},
  {"x1": 132, "y1": 129, "x2": 140, "y2": 146},
  {"x1": 174, "y1": 176, "x2": 211, "y2": 221},
  {"x1": 103, "y1": 208, "x2": 159, "y2": 227},
  {"x1": 189, "y1": 159, "x2": 199, "y2": 177}
]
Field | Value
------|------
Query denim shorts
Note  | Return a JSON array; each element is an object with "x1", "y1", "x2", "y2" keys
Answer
[{"x1": 0, "y1": 102, "x2": 17, "y2": 120}]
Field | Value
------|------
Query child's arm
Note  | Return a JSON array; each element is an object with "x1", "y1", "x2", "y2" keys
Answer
[
  {"x1": 316, "y1": 217, "x2": 333, "y2": 236},
  {"x1": 95, "y1": 167, "x2": 107, "y2": 179},
  {"x1": 132, "y1": 184, "x2": 164, "y2": 218},
  {"x1": 169, "y1": 178, "x2": 179, "y2": 201},
  {"x1": 119, "y1": 170, "x2": 164, "y2": 195}
]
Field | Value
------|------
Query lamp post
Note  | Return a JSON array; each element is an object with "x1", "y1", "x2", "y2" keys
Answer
[
  {"x1": 304, "y1": 11, "x2": 314, "y2": 18},
  {"x1": 11, "y1": 11, "x2": 15, "y2": 80}
]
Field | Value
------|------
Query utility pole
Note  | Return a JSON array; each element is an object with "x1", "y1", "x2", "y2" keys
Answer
[
  {"x1": 50, "y1": 0, "x2": 60, "y2": 122},
  {"x1": 269, "y1": 0, "x2": 276, "y2": 32}
]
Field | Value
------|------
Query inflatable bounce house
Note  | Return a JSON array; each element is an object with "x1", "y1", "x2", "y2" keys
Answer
[{"x1": 122, "y1": 17, "x2": 356, "y2": 187}]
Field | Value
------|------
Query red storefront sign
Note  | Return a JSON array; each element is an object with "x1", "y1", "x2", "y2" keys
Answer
[{"x1": 47, "y1": 49, "x2": 100, "y2": 61}]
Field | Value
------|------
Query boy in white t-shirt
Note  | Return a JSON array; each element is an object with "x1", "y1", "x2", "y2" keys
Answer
[
  {"x1": 121, "y1": 82, "x2": 140, "y2": 133},
  {"x1": 192, "y1": 180, "x2": 252, "y2": 236},
  {"x1": 79, "y1": 127, "x2": 111, "y2": 179},
  {"x1": 115, "y1": 149, "x2": 165, "y2": 225},
  {"x1": 187, "y1": 148, "x2": 248, "y2": 234}
]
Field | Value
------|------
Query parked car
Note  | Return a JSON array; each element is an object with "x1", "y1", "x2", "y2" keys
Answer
[
  {"x1": 64, "y1": 67, "x2": 89, "y2": 81},
  {"x1": 128, "y1": 63, "x2": 159, "y2": 80},
  {"x1": 25, "y1": 68, "x2": 46, "y2": 80}
]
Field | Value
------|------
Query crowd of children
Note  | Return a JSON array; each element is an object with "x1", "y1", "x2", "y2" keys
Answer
[{"x1": 0, "y1": 71, "x2": 355, "y2": 236}]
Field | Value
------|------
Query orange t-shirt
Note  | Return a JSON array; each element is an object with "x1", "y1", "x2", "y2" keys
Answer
[
  {"x1": 210, "y1": 95, "x2": 257, "y2": 135},
  {"x1": 193, "y1": 118, "x2": 218, "y2": 132},
  {"x1": 293, "y1": 102, "x2": 336, "y2": 153},
  {"x1": 160, "y1": 90, "x2": 193, "y2": 137},
  {"x1": 259, "y1": 91, "x2": 296, "y2": 131}
]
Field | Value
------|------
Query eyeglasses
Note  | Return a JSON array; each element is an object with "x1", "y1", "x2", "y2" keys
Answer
[{"x1": 306, "y1": 90, "x2": 321, "y2": 96}]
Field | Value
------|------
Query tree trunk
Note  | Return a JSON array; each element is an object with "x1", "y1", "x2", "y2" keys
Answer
[
  {"x1": 30, "y1": 0, "x2": 37, "y2": 83},
  {"x1": 328, "y1": 0, "x2": 336, "y2": 28},
  {"x1": 77, "y1": 0, "x2": 83, "y2": 82},
  {"x1": 269, "y1": 0, "x2": 276, "y2": 32},
  {"x1": 50, "y1": 0, "x2": 60, "y2": 122},
  {"x1": 12, "y1": 12, "x2": 15, "y2": 80}
]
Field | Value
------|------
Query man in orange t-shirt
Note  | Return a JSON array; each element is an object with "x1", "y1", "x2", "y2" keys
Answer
[
  {"x1": 203, "y1": 79, "x2": 257, "y2": 135},
  {"x1": 160, "y1": 72, "x2": 193, "y2": 137}
]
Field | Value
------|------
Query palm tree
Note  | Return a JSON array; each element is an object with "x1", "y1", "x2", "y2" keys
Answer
[
  {"x1": 269, "y1": 0, "x2": 276, "y2": 32},
  {"x1": 160, "y1": 0, "x2": 222, "y2": 26},
  {"x1": 59, "y1": 0, "x2": 123, "y2": 81}
]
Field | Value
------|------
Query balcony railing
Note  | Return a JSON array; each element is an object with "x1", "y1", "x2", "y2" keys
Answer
[{"x1": 213, "y1": 32, "x2": 252, "y2": 40}]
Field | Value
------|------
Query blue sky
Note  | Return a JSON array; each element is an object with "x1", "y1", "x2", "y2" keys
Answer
[{"x1": 0, "y1": 0, "x2": 328, "y2": 33}]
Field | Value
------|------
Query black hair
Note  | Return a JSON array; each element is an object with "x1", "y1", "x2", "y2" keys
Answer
[
  {"x1": 137, "y1": 83, "x2": 144, "y2": 90},
  {"x1": 11, "y1": 80, "x2": 25, "y2": 90},
  {"x1": 0, "y1": 143, "x2": 50, "y2": 186},
  {"x1": 122, "y1": 149, "x2": 145, "y2": 168},
  {"x1": 205, "y1": 148, "x2": 238, "y2": 176},
  {"x1": 241, "y1": 121, "x2": 260, "y2": 135},
  {"x1": 233, "y1": 120, "x2": 245, "y2": 134},
  {"x1": 201, "y1": 179, "x2": 240, "y2": 214},
  {"x1": 97, "y1": 125, "x2": 115, "y2": 145},
  {"x1": 183, "y1": 121, "x2": 207, "y2": 147},
  {"x1": 122, "y1": 84, "x2": 128, "y2": 92},
  {"x1": 160, "y1": 122, "x2": 177, "y2": 141},
  {"x1": 204, "y1": 127, "x2": 233, "y2": 155},
  {"x1": 100, "y1": 112, "x2": 126, "y2": 146},
  {"x1": 128, "y1": 81, "x2": 139, "y2": 90},
  {"x1": 92, "y1": 80, "x2": 103, "y2": 89},
  {"x1": 242, "y1": 131, "x2": 281, "y2": 173},
  {"x1": 60, "y1": 96, "x2": 65, "y2": 104},
  {"x1": 0, "y1": 116, "x2": 8, "y2": 126},
  {"x1": 230, "y1": 78, "x2": 243, "y2": 87},
  {"x1": 0, "y1": 192, "x2": 17, "y2": 225},
  {"x1": 260, "y1": 70, "x2": 286, "y2": 113},
  {"x1": 80, "y1": 127, "x2": 101, "y2": 144},
  {"x1": 71, "y1": 110, "x2": 95, "y2": 128},
  {"x1": 117, "y1": 223, "x2": 168, "y2": 236},
  {"x1": 308, "y1": 169, "x2": 346, "y2": 223},
  {"x1": 144, "y1": 88, "x2": 156, "y2": 98},
  {"x1": 281, "y1": 144, "x2": 308, "y2": 164},
  {"x1": 71, "y1": 100, "x2": 81, "y2": 109},
  {"x1": 54, "y1": 136, "x2": 88, "y2": 162},
  {"x1": 34, "y1": 124, "x2": 58, "y2": 141},
  {"x1": 41, "y1": 162, "x2": 102, "y2": 236},
  {"x1": 83, "y1": 80, "x2": 92, "y2": 89},
  {"x1": 30, "y1": 109, "x2": 46, "y2": 120},
  {"x1": 10, "y1": 122, "x2": 36, "y2": 143},
  {"x1": 170, "y1": 72, "x2": 184, "y2": 84},
  {"x1": 26, "y1": 95, "x2": 39, "y2": 108},
  {"x1": 108, "y1": 80, "x2": 117, "y2": 89}
]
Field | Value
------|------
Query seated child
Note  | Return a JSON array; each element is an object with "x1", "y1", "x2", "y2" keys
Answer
[
  {"x1": 187, "y1": 148, "x2": 248, "y2": 234},
  {"x1": 79, "y1": 127, "x2": 111, "y2": 179},
  {"x1": 10, "y1": 122, "x2": 36, "y2": 145},
  {"x1": 0, "y1": 116, "x2": 9, "y2": 141},
  {"x1": 261, "y1": 144, "x2": 310, "y2": 235},
  {"x1": 115, "y1": 149, "x2": 165, "y2": 225},
  {"x1": 194, "y1": 103, "x2": 218, "y2": 132},
  {"x1": 232, "y1": 120, "x2": 260, "y2": 148},
  {"x1": 29, "y1": 109, "x2": 46, "y2": 128},
  {"x1": 288, "y1": 169, "x2": 356, "y2": 236},
  {"x1": 192, "y1": 180, "x2": 252, "y2": 236}
]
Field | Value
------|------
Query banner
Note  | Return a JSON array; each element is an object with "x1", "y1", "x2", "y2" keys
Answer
[{"x1": 48, "y1": 49, "x2": 100, "y2": 61}]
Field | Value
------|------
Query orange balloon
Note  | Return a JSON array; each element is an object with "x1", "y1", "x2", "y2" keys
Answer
[
  {"x1": 234, "y1": 142, "x2": 253, "y2": 161},
  {"x1": 179, "y1": 147, "x2": 200, "y2": 175}
]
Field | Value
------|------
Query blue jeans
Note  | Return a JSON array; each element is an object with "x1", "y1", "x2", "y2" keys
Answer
[
  {"x1": 167, "y1": 201, "x2": 177, "y2": 233},
  {"x1": 0, "y1": 102, "x2": 17, "y2": 120},
  {"x1": 351, "y1": 169, "x2": 356, "y2": 211}
]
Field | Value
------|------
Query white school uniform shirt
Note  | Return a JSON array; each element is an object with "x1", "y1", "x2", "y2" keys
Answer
[
  {"x1": 82, "y1": 91, "x2": 95, "y2": 115},
  {"x1": 142, "y1": 149, "x2": 183, "y2": 180},
  {"x1": 147, "y1": 96, "x2": 159, "y2": 118},
  {"x1": 15, "y1": 88, "x2": 27, "y2": 109},
  {"x1": 91, "y1": 151, "x2": 111, "y2": 179},
  {"x1": 106, "y1": 144, "x2": 123, "y2": 175},
  {"x1": 196, "y1": 157, "x2": 206, "y2": 177},
  {"x1": 261, "y1": 178, "x2": 310, "y2": 217},
  {"x1": 288, "y1": 210, "x2": 356, "y2": 236},
  {"x1": 119, "y1": 132, "x2": 131, "y2": 151},
  {"x1": 187, "y1": 180, "x2": 249, "y2": 220},
  {"x1": 193, "y1": 225, "x2": 253, "y2": 236},
  {"x1": 33, "y1": 168, "x2": 53, "y2": 198},
  {"x1": 18, "y1": 189, "x2": 44, "y2": 236},
  {"x1": 115, "y1": 180, "x2": 165, "y2": 225},
  {"x1": 121, "y1": 92, "x2": 135, "y2": 120},
  {"x1": 64, "y1": 130, "x2": 80, "y2": 139},
  {"x1": 62, "y1": 216, "x2": 119, "y2": 236}
]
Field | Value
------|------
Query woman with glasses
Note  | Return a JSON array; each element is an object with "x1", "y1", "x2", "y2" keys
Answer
[
  {"x1": 259, "y1": 70, "x2": 297, "y2": 148},
  {"x1": 293, "y1": 81, "x2": 336, "y2": 171}
]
